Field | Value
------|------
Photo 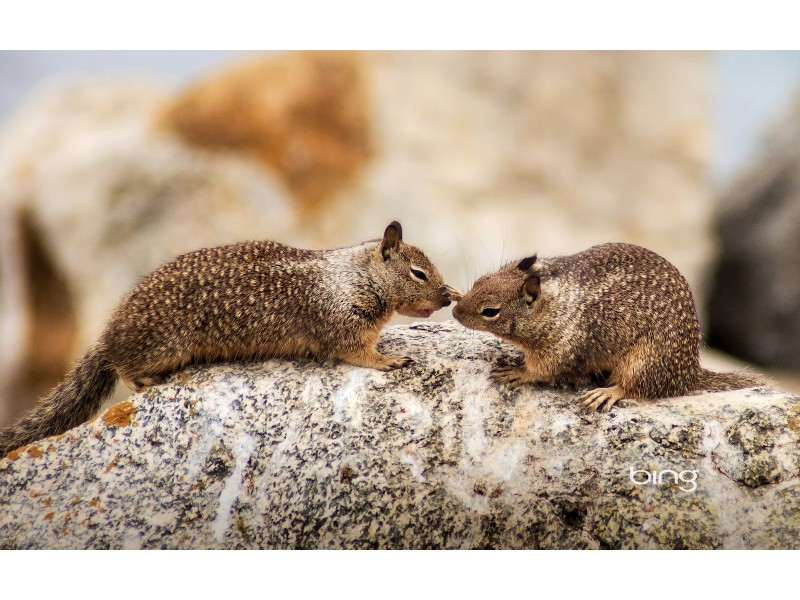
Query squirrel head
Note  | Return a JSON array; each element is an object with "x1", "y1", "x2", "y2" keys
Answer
[
  {"x1": 452, "y1": 255, "x2": 544, "y2": 338},
  {"x1": 374, "y1": 221, "x2": 454, "y2": 318}
]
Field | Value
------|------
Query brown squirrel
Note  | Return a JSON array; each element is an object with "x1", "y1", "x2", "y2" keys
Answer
[
  {"x1": 0, "y1": 221, "x2": 456, "y2": 455},
  {"x1": 452, "y1": 243, "x2": 765, "y2": 412}
]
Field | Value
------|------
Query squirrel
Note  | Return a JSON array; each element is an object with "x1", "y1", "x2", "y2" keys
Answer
[
  {"x1": 451, "y1": 242, "x2": 765, "y2": 412},
  {"x1": 0, "y1": 221, "x2": 458, "y2": 456}
]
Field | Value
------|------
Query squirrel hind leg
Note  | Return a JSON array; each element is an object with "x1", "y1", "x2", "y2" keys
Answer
[
  {"x1": 116, "y1": 352, "x2": 191, "y2": 392},
  {"x1": 340, "y1": 347, "x2": 413, "y2": 371},
  {"x1": 492, "y1": 365, "x2": 539, "y2": 387},
  {"x1": 606, "y1": 341, "x2": 695, "y2": 400},
  {"x1": 121, "y1": 373, "x2": 167, "y2": 392},
  {"x1": 580, "y1": 385, "x2": 628, "y2": 412}
]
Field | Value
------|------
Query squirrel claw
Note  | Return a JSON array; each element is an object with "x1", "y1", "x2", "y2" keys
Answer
[
  {"x1": 579, "y1": 386, "x2": 624, "y2": 412},
  {"x1": 440, "y1": 284, "x2": 463, "y2": 303},
  {"x1": 491, "y1": 365, "x2": 529, "y2": 388},
  {"x1": 123, "y1": 374, "x2": 166, "y2": 392},
  {"x1": 383, "y1": 355, "x2": 414, "y2": 371}
]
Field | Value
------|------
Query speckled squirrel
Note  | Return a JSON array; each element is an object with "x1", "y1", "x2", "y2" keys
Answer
[
  {"x1": 0, "y1": 222, "x2": 458, "y2": 456},
  {"x1": 452, "y1": 243, "x2": 766, "y2": 411}
]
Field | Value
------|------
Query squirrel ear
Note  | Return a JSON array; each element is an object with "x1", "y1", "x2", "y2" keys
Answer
[
  {"x1": 521, "y1": 275, "x2": 540, "y2": 305},
  {"x1": 517, "y1": 255, "x2": 537, "y2": 271},
  {"x1": 380, "y1": 221, "x2": 403, "y2": 260}
]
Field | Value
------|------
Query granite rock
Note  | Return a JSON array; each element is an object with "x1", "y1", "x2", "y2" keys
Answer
[{"x1": 1, "y1": 323, "x2": 798, "y2": 550}]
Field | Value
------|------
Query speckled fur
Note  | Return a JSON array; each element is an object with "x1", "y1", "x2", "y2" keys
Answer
[
  {"x1": 453, "y1": 243, "x2": 765, "y2": 412},
  {"x1": 0, "y1": 222, "x2": 454, "y2": 455}
]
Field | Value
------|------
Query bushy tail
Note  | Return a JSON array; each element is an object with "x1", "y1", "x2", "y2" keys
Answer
[
  {"x1": 696, "y1": 368, "x2": 769, "y2": 393},
  {"x1": 0, "y1": 345, "x2": 117, "y2": 457}
]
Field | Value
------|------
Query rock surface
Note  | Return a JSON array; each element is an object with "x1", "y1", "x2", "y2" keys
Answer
[
  {"x1": 1, "y1": 323, "x2": 798, "y2": 550},
  {"x1": 708, "y1": 91, "x2": 800, "y2": 370}
]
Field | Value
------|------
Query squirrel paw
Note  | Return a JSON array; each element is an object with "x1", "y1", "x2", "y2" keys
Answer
[
  {"x1": 342, "y1": 351, "x2": 413, "y2": 371},
  {"x1": 580, "y1": 386, "x2": 625, "y2": 412},
  {"x1": 381, "y1": 355, "x2": 414, "y2": 371},
  {"x1": 492, "y1": 365, "x2": 531, "y2": 388},
  {"x1": 122, "y1": 374, "x2": 166, "y2": 392},
  {"x1": 440, "y1": 284, "x2": 463, "y2": 304}
]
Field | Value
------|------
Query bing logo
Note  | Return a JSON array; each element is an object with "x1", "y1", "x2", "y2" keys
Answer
[{"x1": 628, "y1": 466, "x2": 698, "y2": 493}]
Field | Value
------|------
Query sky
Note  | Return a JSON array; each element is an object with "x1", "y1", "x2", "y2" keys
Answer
[{"x1": 716, "y1": 51, "x2": 800, "y2": 182}]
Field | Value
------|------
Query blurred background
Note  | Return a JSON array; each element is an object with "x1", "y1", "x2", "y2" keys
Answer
[{"x1": 1, "y1": 50, "x2": 799, "y2": 427}]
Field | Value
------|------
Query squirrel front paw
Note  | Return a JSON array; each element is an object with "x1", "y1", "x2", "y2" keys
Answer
[
  {"x1": 440, "y1": 284, "x2": 463, "y2": 304},
  {"x1": 380, "y1": 355, "x2": 414, "y2": 371},
  {"x1": 491, "y1": 365, "x2": 532, "y2": 388}
]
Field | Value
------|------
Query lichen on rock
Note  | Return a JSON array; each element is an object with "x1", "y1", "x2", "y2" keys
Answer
[{"x1": 1, "y1": 322, "x2": 798, "y2": 549}]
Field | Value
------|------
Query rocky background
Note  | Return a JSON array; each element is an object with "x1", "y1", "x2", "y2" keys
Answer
[
  {"x1": 0, "y1": 51, "x2": 719, "y2": 426},
  {"x1": 1, "y1": 324, "x2": 796, "y2": 550}
]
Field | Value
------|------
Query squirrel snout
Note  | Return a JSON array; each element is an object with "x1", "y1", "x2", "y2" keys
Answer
[{"x1": 452, "y1": 302, "x2": 464, "y2": 322}]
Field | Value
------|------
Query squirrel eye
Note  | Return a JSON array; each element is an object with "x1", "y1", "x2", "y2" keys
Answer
[
  {"x1": 480, "y1": 307, "x2": 500, "y2": 318},
  {"x1": 410, "y1": 268, "x2": 428, "y2": 282}
]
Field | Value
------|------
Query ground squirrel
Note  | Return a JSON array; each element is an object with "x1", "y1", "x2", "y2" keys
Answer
[
  {"x1": 0, "y1": 221, "x2": 457, "y2": 456},
  {"x1": 452, "y1": 243, "x2": 765, "y2": 412}
]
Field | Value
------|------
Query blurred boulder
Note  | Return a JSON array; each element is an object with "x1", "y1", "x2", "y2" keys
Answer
[
  {"x1": 708, "y1": 93, "x2": 800, "y2": 370},
  {"x1": 341, "y1": 52, "x2": 714, "y2": 299},
  {"x1": 0, "y1": 51, "x2": 714, "y2": 426},
  {"x1": 159, "y1": 51, "x2": 373, "y2": 215}
]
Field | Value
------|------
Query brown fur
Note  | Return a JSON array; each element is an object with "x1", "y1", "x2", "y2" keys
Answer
[
  {"x1": 0, "y1": 222, "x2": 455, "y2": 456},
  {"x1": 452, "y1": 243, "x2": 766, "y2": 412}
]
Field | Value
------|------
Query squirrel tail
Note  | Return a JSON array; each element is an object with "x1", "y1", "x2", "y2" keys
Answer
[
  {"x1": 696, "y1": 368, "x2": 769, "y2": 393},
  {"x1": 0, "y1": 345, "x2": 118, "y2": 458}
]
